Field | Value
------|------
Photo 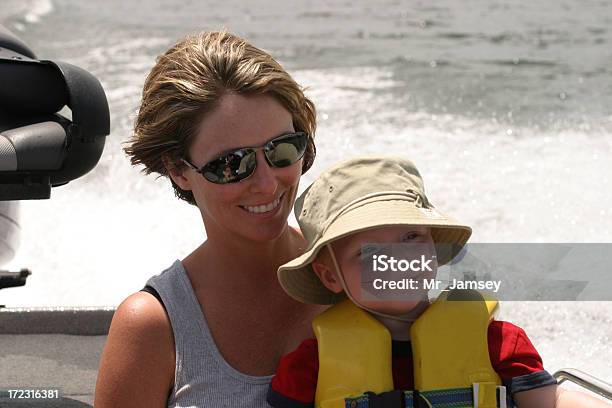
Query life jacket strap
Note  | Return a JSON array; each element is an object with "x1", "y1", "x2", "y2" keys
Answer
[
  {"x1": 343, "y1": 391, "x2": 404, "y2": 408},
  {"x1": 343, "y1": 385, "x2": 512, "y2": 408}
]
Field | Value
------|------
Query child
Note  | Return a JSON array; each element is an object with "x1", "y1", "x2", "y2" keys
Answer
[{"x1": 268, "y1": 156, "x2": 608, "y2": 408}]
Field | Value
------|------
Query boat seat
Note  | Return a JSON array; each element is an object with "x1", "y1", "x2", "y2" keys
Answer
[{"x1": 0, "y1": 24, "x2": 110, "y2": 201}]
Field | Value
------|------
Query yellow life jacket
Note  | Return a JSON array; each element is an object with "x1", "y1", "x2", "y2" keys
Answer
[{"x1": 313, "y1": 289, "x2": 505, "y2": 408}]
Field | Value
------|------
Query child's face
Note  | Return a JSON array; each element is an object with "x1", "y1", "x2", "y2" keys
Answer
[{"x1": 313, "y1": 226, "x2": 436, "y2": 316}]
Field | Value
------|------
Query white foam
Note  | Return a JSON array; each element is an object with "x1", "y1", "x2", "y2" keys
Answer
[
  {"x1": 24, "y1": 0, "x2": 53, "y2": 24},
  {"x1": 86, "y1": 37, "x2": 169, "y2": 62},
  {"x1": 295, "y1": 66, "x2": 612, "y2": 242}
]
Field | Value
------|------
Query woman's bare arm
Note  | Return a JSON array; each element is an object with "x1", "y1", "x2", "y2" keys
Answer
[{"x1": 94, "y1": 292, "x2": 175, "y2": 408}]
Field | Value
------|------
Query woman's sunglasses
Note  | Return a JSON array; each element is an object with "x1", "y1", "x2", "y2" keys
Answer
[{"x1": 181, "y1": 132, "x2": 308, "y2": 184}]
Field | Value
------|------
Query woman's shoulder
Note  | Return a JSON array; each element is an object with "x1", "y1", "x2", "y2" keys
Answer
[
  {"x1": 108, "y1": 291, "x2": 176, "y2": 368},
  {"x1": 95, "y1": 292, "x2": 175, "y2": 407},
  {"x1": 114, "y1": 291, "x2": 174, "y2": 337},
  {"x1": 107, "y1": 290, "x2": 175, "y2": 367}
]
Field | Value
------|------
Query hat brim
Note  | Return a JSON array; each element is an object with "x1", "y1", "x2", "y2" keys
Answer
[{"x1": 278, "y1": 197, "x2": 471, "y2": 304}]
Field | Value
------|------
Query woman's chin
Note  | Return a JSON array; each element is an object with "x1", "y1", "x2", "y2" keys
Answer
[{"x1": 242, "y1": 219, "x2": 290, "y2": 243}]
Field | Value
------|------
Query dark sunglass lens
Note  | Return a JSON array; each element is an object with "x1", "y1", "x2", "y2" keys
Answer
[
  {"x1": 266, "y1": 133, "x2": 307, "y2": 167},
  {"x1": 203, "y1": 150, "x2": 256, "y2": 184},
  {"x1": 201, "y1": 158, "x2": 225, "y2": 183}
]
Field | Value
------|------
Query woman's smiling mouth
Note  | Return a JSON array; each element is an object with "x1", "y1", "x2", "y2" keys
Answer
[{"x1": 240, "y1": 192, "x2": 285, "y2": 214}]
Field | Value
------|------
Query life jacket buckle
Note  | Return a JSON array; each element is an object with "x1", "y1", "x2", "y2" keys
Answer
[
  {"x1": 473, "y1": 383, "x2": 506, "y2": 408},
  {"x1": 364, "y1": 390, "x2": 405, "y2": 408},
  {"x1": 497, "y1": 385, "x2": 507, "y2": 408}
]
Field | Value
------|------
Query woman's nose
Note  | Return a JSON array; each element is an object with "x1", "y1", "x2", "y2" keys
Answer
[{"x1": 248, "y1": 150, "x2": 278, "y2": 195}]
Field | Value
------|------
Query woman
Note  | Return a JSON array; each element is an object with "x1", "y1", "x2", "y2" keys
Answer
[{"x1": 95, "y1": 31, "x2": 325, "y2": 407}]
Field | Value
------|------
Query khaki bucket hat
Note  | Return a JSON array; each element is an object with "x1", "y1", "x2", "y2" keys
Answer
[{"x1": 278, "y1": 156, "x2": 472, "y2": 304}]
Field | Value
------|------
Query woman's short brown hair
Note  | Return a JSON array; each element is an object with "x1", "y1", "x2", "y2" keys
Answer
[{"x1": 124, "y1": 31, "x2": 316, "y2": 205}]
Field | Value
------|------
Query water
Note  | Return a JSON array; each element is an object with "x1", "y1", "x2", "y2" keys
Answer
[{"x1": 1, "y1": 0, "x2": 611, "y2": 382}]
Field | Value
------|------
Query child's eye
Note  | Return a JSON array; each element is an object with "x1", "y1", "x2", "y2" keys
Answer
[
  {"x1": 359, "y1": 244, "x2": 379, "y2": 258},
  {"x1": 401, "y1": 232, "x2": 420, "y2": 241}
]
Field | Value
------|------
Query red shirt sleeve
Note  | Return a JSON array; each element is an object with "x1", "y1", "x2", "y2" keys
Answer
[
  {"x1": 487, "y1": 320, "x2": 545, "y2": 381},
  {"x1": 270, "y1": 338, "x2": 319, "y2": 404}
]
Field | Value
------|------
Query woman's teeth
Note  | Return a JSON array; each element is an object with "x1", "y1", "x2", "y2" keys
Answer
[{"x1": 243, "y1": 195, "x2": 282, "y2": 214}]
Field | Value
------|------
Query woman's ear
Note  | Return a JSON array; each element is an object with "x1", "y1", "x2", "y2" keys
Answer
[
  {"x1": 312, "y1": 261, "x2": 343, "y2": 294},
  {"x1": 163, "y1": 155, "x2": 192, "y2": 191}
]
